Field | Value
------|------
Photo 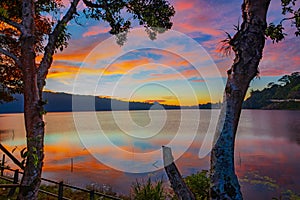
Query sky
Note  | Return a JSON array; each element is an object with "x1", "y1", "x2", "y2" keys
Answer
[{"x1": 44, "y1": 0, "x2": 300, "y2": 106}]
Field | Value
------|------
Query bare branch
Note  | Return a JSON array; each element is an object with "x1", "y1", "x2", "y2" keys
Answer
[
  {"x1": 162, "y1": 146, "x2": 195, "y2": 200},
  {"x1": 0, "y1": 15, "x2": 24, "y2": 33},
  {"x1": 37, "y1": 0, "x2": 80, "y2": 92},
  {"x1": 0, "y1": 47, "x2": 21, "y2": 67},
  {"x1": 280, "y1": 15, "x2": 297, "y2": 25}
]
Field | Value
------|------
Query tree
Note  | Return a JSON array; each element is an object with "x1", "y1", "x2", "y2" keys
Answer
[
  {"x1": 210, "y1": 0, "x2": 299, "y2": 199},
  {"x1": 0, "y1": 0, "x2": 175, "y2": 199}
]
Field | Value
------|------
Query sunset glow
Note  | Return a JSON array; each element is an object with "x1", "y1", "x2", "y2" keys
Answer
[{"x1": 41, "y1": 0, "x2": 300, "y2": 105}]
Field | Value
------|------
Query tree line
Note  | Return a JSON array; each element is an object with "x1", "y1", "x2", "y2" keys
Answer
[{"x1": 243, "y1": 72, "x2": 300, "y2": 109}]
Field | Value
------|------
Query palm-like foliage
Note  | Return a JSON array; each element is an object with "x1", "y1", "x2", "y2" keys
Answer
[{"x1": 131, "y1": 178, "x2": 165, "y2": 200}]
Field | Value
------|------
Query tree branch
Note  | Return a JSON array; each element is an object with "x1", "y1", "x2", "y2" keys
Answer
[
  {"x1": 0, "y1": 15, "x2": 24, "y2": 33},
  {"x1": 0, "y1": 47, "x2": 21, "y2": 67},
  {"x1": 280, "y1": 15, "x2": 297, "y2": 25},
  {"x1": 37, "y1": 0, "x2": 80, "y2": 92}
]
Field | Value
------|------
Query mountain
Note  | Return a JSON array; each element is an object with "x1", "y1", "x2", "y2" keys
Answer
[
  {"x1": 0, "y1": 92, "x2": 181, "y2": 113},
  {"x1": 243, "y1": 72, "x2": 300, "y2": 110}
]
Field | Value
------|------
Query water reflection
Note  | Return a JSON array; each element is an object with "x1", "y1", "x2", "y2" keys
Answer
[
  {"x1": 0, "y1": 110, "x2": 299, "y2": 198},
  {"x1": 0, "y1": 129, "x2": 15, "y2": 141}
]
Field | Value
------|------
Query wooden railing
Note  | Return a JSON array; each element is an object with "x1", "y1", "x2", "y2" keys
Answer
[{"x1": 0, "y1": 154, "x2": 123, "y2": 200}]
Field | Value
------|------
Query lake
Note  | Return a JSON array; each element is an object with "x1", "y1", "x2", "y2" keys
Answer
[{"x1": 0, "y1": 110, "x2": 299, "y2": 199}]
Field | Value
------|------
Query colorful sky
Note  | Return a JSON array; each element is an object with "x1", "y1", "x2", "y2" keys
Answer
[{"x1": 44, "y1": 0, "x2": 300, "y2": 105}]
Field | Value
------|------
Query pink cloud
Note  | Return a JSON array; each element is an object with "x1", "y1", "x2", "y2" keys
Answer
[
  {"x1": 174, "y1": 23, "x2": 222, "y2": 37},
  {"x1": 174, "y1": 1, "x2": 194, "y2": 11},
  {"x1": 259, "y1": 38, "x2": 300, "y2": 76}
]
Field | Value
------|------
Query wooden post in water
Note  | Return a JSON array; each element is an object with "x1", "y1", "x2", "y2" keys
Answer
[
  {"x1": 90, "y1": 189, "x2": 95, "y2": 200},
  {"x1": 71, "y1": 158, "x2": 73, "y2": 172}
]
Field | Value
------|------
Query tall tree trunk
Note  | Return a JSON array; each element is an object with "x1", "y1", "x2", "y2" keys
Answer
[
  {"x1": 17, "y1": 0, "x2": 44, "y2": 199},
  {"x1": 16, "y1": 1, "x2": 79, "y2": 199},
  {"x1": 210, "y1": 0, "x2": 271, "y2": 199}
]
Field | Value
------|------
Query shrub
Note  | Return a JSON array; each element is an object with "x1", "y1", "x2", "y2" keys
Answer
[
  {"x1": 184, "y1": 170, "x2": 210, "y2": 200},
  {"x1": 131, "y1": 178, "x2": 166, "y2": 200}
]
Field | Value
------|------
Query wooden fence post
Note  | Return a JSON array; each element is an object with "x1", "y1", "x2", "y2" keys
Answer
[
  {"x1": 1, "y1": 154, "x2": 5, "y2": 176},
  {"x1": 58, "y1": 181, "x2": 64, "y2": 200},
  {"x1": 89, "y1": 189, "x2": 95, "y2": 200},
  {"x1": 7, "y1": 169, "x2": 19, "y2": 197}
]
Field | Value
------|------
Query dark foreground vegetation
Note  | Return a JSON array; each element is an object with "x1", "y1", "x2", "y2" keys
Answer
[{"x1": 1, "y1": 169, "x2": 299, "y2": 200}]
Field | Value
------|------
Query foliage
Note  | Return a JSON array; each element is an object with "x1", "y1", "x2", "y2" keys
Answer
[
  {"x1": 0, "y1": 0, "x2": 57, "y2": 102},
  {"x1": 0, "y1": 55, "x2": 23, "y2": 103},
  {"x1": 184, "y1": 170, "x2": 210, "y2": 200},
  {"x1": 265, "y1": 23, "x2": 286, "y2": 43},
  {"x1": 82, "y1": 0, "x2": 175, "y2": 44},
  {"x1": 265, "y1": 0, "x2": 300, "y2": 42},
  {"x1": 131, "y1": 178, "x2": 166, "y2": 200},
  {"x1": 130, "y1": 170, "x2": 210, "y2": 200},
  {"x1": 243, "y1": 72, "x2": 300, "y2": 109}
]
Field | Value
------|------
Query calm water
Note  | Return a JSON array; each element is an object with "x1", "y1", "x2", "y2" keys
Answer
[{"x1": 0, "y1": 110, "x2": 299, "y2": 199}]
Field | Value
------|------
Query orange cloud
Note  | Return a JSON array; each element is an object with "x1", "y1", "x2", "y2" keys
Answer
[
  {"x1": 47, "y1": 64, "x2": 104, "y2": 79},
  {"x1": 105, "y1": 58, "x2": 153, "y2": 74},
  {"x1": 83, "y1": 25, "x2": 110, "y2": 37}
]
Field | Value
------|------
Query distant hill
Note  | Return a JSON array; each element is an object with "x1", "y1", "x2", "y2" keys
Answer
[
  {"x1": 7, "y1": 72, "x2": 298, "y2": 113},
  {"x1": 0, "y1": 91, "x2": 224, "y2": 113},
  {"x1": 0, "y1": 92, "x2": 182, "y2": 113},
  {"x1": 243, "y1": 72, "x2": 300, "y2": 110}
]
